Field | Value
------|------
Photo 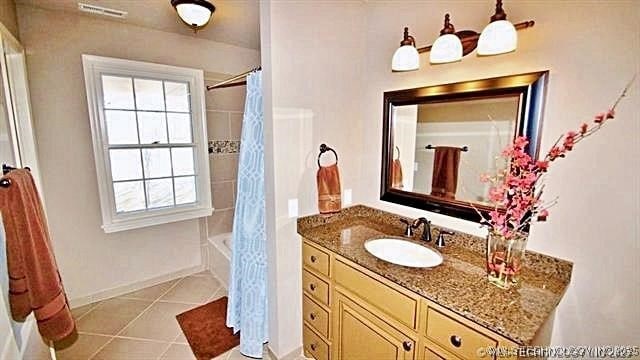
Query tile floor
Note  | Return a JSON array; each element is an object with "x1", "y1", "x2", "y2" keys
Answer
[{"x1": 24, "y1": 270, "x2": 285, "y2": 360}]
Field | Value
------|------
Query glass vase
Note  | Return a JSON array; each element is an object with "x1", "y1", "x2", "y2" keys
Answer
[{"x1": 486, "y1": 230, "x2": 528, "y2": 289}]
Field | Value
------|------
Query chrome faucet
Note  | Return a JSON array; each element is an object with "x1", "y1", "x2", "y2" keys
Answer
[{"x1": 400, "y1": 217, "x2": 432, "y2": 242}]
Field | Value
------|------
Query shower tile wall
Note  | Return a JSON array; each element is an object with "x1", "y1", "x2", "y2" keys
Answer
[{"x1": 204, "y1": 73, "x2": 245, "y2": 238}]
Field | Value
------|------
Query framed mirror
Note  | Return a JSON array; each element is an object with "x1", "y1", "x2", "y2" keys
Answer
[{"x1": 380, "y1": 71, "x2": 548, "y2": 222}]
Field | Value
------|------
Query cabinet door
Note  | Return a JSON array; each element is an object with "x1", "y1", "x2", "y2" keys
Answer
[{"x1": 333, "y1": 291, "x2": 415, "y2": 360}]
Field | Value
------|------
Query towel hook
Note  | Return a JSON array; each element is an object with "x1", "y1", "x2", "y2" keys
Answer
[
  {"x1": 317, "y1": 144, "x2": 338, "y2": 168},
  {"x1": 0, "y1": 164, "x2": 31, "y2": 188}
]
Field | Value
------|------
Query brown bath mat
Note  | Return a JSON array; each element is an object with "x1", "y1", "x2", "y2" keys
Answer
[{"x1": 176, "y1": 297, "x2": 239, "y2": 359}]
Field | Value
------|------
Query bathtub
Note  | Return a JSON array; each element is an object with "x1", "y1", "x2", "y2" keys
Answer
[{"x1": 207, "y1": 232, "x2": 232, "y2": 289}]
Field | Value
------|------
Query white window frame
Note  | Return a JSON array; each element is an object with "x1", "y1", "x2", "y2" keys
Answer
[{"x1": 82, "y1": 55, "x2": 212, "y2": 233}]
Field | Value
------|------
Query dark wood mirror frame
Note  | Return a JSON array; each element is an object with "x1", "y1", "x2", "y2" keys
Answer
[{"x1": 380, "y1": 71, "x2": 549, "y2": 222}]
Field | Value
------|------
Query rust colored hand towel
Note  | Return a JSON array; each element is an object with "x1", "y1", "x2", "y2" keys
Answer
[
  {"x1": 392, "y1": 159, "x2": 404, "y2": 189},
  {"x1": 430, "y1": 147, "x2": 461, "y2": 199},
  {"x1": 0, "y1": 169, "x2": 75, "y2": 341},
  {"x1": 317, "y1": 163, "x2": 341, "y2": 214}
]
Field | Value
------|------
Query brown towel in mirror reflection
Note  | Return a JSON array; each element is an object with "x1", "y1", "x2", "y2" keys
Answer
[
  {"x1": 392, "y1": 159, "x2": 403, "y2": 188},
  {"x1": 430, "y1": 146, "x2": 461, "y2": 199},
  {"x1": 317, "y1": 163, "x2": 341, "y2": 214}
]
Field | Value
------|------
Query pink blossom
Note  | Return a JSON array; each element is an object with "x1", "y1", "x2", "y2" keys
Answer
[
  {"x1": 548, "y1": 146, "x2": 564, "y2": 160},
  {"x1": 580, "y1": 123, "x2": 588, "y2": 135},
  {"x1": 513, "y1": 136, "x2": 529, "y2": 149},
  {"x1": 606, "y1": 108, "x2": 615, "y2": 119},
  {"x1": 563, "y1": 131, "x2": 577, "y2": 151},
  {"x1": 537, "y1": 209, "x2": 549, "y2": 221},
  {"x1": 536, "y1": 160, "x2": 549, "y2": 171}
]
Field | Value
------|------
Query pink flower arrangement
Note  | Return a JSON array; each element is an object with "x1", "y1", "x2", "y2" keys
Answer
[{"x1": 478, "y1": 80, "x2": 633, "y2": 239}]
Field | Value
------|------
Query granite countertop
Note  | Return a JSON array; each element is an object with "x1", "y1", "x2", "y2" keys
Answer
[{"x1": 297, "y1": 205, "x2": 573, "y2": 345}]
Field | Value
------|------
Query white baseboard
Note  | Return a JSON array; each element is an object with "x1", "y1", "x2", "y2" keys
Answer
[
  {"x1": 268, "y1": 345, "x2": 302, "y2": 360},
  {"x1": 69, "y1": 265, "x2": 205, "y2": 308}
]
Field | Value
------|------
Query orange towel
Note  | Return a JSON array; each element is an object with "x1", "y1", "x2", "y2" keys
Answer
[
  {"x1": 392, "y1": 159, "x2": 403, "y2": 189},
  {"x1": 317, "y1": 163, "x2": 341, "y2": 214},
  {"x1": 430, "y1": 147, "x2": 461, "y2": 199},
  {"x1": 0, "y1": 169, "x2": 75, "y2": 341}
]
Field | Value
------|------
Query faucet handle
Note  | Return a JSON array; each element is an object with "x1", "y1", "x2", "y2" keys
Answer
[
  {"x1": 399, "y1": 218, "x2": 413, "y2": 237},
  {"x1": 435, "y1": 229, "x2": 454, "y2": 248}
]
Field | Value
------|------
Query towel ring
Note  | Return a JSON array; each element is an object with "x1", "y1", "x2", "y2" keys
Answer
[
  {"x1": 317, "y1": 144, "x2": 338, "y2": 168},
  {"x1": 394, "y1": 146, "x2": 400, "y2": 160}
]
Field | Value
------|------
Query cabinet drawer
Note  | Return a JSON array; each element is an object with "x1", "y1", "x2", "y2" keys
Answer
[
  {"x1": 334, "y1": 259, "x2": 418, "y2": 329},
  {"x1": 426, "y1": 307, "x2": 497, "y2": 359},
  {"x1": 303, "y1": 242, "x2": 330, "y2": 277},
  {"x1": 303, "y1": 269, "x2": 330, "y2": 305},
  {"x1": 303, "y1": 294, "x2": 330, "y2": 338},
  {"x1": 304, "y1": 325, "x2": 330, "y2": 360}
]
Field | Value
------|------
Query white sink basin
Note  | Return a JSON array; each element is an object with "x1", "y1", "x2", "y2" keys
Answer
[{"x1": 364, "y1": 238, "x2": 443, "y2": 268}]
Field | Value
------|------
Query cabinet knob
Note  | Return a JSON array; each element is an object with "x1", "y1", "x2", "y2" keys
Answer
[
  {"x1": 310, "y1": 343, "x2": 317, "y2": 351},
  {"x1": 309, "y1": 312, "x2": 317, "y2": 320},
  {"x1": 450, "y1": 335, "x2": 462, "y2": 348},
  {"x1": 402, "y1": 341, "x2": 412, "y2": 351},
  {"x1": 310, "y1": 255, "x2": 317, "y2": 263},
  {"x1": 309, "y1": 283, "x2": 317, "y2": 291}
]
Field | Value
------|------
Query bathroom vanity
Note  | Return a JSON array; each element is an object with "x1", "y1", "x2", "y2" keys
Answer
[{"x1": 297, "y1": 205, "x2": 572, "y2": 360}]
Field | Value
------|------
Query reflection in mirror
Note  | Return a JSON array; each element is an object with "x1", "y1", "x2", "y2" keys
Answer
[
  {"x1": 381, "y1": 71, "x2": 548, "y2": 222},
  {"x1": 392, "y1": 96, "x2": 519, "y2": 205}
]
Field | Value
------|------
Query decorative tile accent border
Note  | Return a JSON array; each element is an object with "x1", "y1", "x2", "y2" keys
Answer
[{"x1": 209, "y1": 140, "x2": 240, "y2": 154}]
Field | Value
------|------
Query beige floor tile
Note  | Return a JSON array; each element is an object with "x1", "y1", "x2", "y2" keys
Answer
[
  {"x1": 160, "y1": 275, "x2": 221, "y2": 304},
  {"x1": 92, "y1": 338, "x2": 170, "y2": 360},
  {"x1": 76, "y1": 298, "x2": 151, "y2": 335},
  {"x1": 53, "y1": 333, "x2": 111, "y2": 360},
  {"x1": 118, "y1": 279, "x2": 179, "y2": 301},
  {"x1": 70, "y1": 301, "x2": 101, "y2": 320},
  {"x1": 159, "y1": 343, "x2": 197, "y2": 360},
  {"x1": 120, "y1": 301, "x2": 195, "y2": 342},
  {"x1": 173, "y1": 330, "x2": 188, "y2": 345},
  {"x1": 218, "y1": 346, "x2": 274, "y2": 360},
  {"x1": 208, "y1": 286, "x2": 228, "y2": 302}
]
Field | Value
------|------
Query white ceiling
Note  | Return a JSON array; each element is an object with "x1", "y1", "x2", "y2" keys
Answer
[{"x1": 16, "y1": 0, "x2": 260, "y2": 50}]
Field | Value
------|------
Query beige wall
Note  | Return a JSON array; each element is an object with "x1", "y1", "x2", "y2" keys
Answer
[
  {"x1": 361, "y1": 0, "x2": 640, "y2": 346},
  {"x1": 16, "y1": 4, "x2": 259, "y2": 302},
  {"x1": 263, "y1": 0, "x2": 639, "y2": 352},
  {"x1": 261, "y1": 0, "x2": 367, "y2": 356},
  {"x1": 0, "y1": 0, "x2": 18, "y2": 39}
]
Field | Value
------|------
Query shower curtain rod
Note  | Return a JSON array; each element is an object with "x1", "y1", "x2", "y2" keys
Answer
[{"x1": 207, "y1": 66, "x2": 261, "y2": 90}]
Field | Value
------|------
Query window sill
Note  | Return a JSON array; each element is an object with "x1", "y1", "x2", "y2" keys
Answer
[{"x1": 102, "y1": 206, "x2": 214, "y2": 233}]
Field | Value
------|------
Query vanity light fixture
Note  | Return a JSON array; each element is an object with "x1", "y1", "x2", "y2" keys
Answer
[
  {"x1": 391, "y1": 27, "x2": 420, "y2": 72},
  {"x1": 430, "y1": 14, "x2": 463, "y2": 64},
  {"x1": 391, "y1": 0, "x2": 534, "y2": 71},
  {"x1": 171, "y1": 0, "x2": 216, "y2": 32},
  {"x1": 477, "y1": 0, "x2": 517, "y2": 55}
]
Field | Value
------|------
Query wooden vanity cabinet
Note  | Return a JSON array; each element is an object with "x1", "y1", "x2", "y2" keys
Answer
[{"x1": 301, "y1": 239, "x2": 520, "y2": 360}]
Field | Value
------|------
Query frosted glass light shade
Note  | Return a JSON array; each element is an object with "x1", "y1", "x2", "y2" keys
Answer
[
  {"x1": 392, "y1": 45, "x2": 420, "y2": 71},
  {"x1": 176, "y1": 3, "x2": 213, "y2": 27},
  {"x1": 478, "y1": 20, "x2": 517, "y2": 56},
  {"x1": 430, "y1": 34, "x2": 463, "y2": 64}
]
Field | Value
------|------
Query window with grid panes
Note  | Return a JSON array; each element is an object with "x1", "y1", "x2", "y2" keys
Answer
[{"x1": 82, "y1": 55, "x2": 212, "y2": 233}]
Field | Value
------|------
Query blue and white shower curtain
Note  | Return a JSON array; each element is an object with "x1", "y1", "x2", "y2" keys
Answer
[{"x1": 227, "y1": 70, "x2": 268, "y2": 358}]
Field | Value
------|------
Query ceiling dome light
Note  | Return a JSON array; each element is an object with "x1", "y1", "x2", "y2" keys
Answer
[
  {"x1": 171, "y1": 0, "x2": 215, "y2": 32},
  {"x1": 392, "y1": 27, "x2": 420, "y2": 72},
  {"x1": 478, "y1": 0, "x2": 517, "y2": 56},
  {"x1": 430, "y1": 14, "x2": 463, "y2": 64}
]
